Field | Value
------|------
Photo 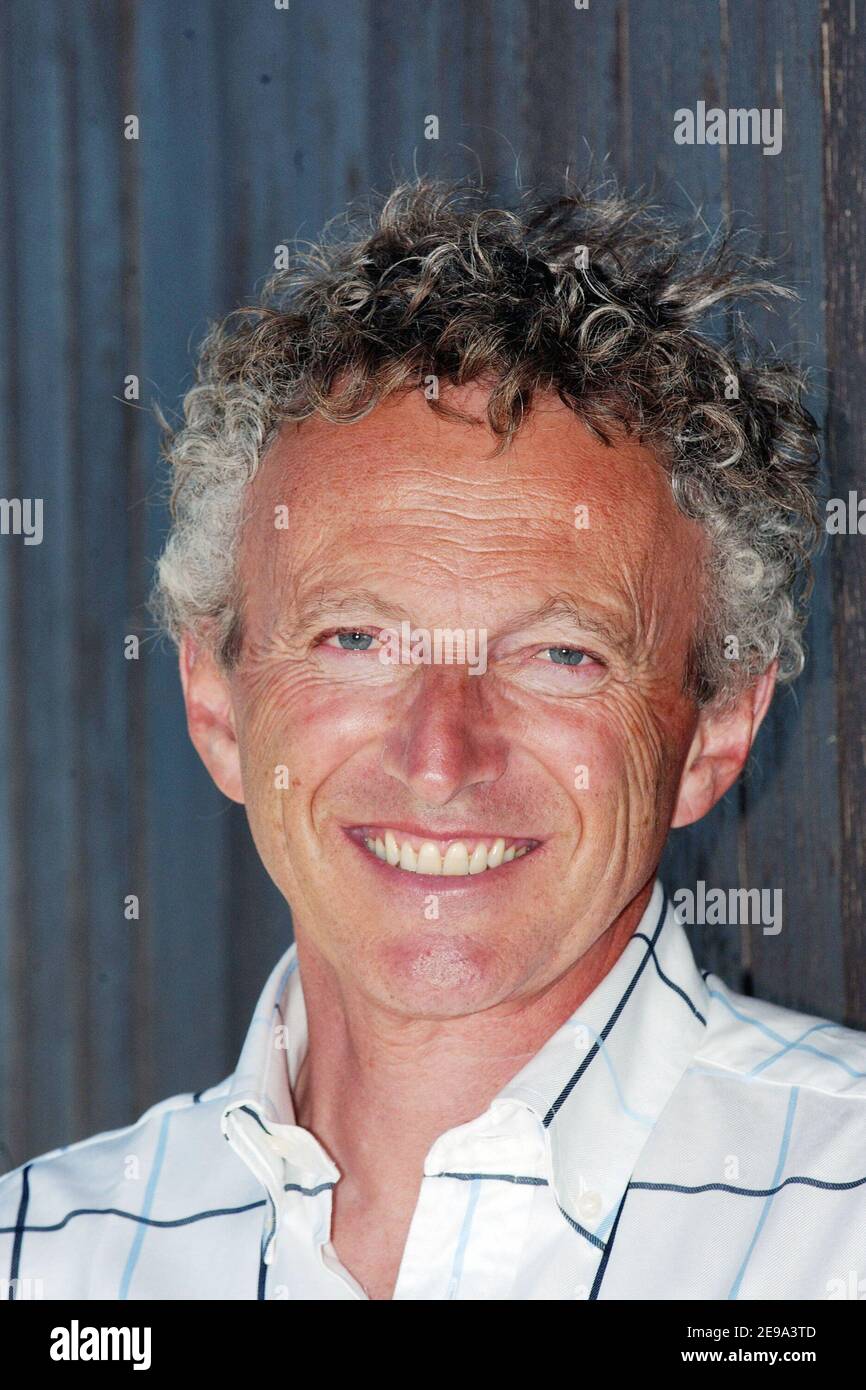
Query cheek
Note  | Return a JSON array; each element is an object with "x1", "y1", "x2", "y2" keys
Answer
[
  {"x1": 592, "y1": 690, "x2": 695, "y2": 838},
  {"x1": 232, "y1": 664, "x2": 388, "y2": 836},
  {"x1": 527, "y1": 691, "x2": 679, "y2": 816}
]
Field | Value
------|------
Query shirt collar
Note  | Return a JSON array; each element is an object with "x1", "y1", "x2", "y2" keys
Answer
[
  {"x1": 219, "y1": 948, "x2": 333, "y2": 1264},
  {"x1": 492, "y1": 877, "x2": 709, "y2": 1242},
  {"x1": 221, "y1": 949, "x2": 303, "y2": 1129},
  {"x1": 220, "y1": 877, "x2": 709, "y2": 1259}
]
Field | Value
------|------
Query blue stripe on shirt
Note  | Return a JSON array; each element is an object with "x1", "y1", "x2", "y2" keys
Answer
[{"x1": 118, "y1": 1111, "x2": 173, "y2": 1299}]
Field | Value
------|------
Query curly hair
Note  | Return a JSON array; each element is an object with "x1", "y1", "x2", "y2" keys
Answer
[{"x1": 151, "y1": 175, "x2": 823, "y2": 710}]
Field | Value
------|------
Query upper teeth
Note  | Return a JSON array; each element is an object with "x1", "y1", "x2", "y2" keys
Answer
[{"x1": 361, "y1": 831, "x2": 532, "y2": 876}]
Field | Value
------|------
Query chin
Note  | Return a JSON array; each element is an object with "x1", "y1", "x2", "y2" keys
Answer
[{"x1": 373, "y1": 929, "x2": 506, "y2": 1015}]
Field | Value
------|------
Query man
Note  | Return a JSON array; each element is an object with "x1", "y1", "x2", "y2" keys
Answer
[{"x1": 2, "y1": 178, "x2": 865, "y2": 1301}]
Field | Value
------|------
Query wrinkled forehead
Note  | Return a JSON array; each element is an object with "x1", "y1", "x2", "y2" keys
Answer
[{"x1": 237, "y1": 389, "x2": 708, "y2": 629}]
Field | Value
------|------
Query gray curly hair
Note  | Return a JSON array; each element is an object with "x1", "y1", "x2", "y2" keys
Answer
[{"x1": 151, "y1": 175, "x2": 822, "y2": 710}]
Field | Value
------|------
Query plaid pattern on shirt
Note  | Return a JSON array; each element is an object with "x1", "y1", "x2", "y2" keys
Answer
[{"x1": 3, "y1": 878, "x2": 866, "y2": 1300}]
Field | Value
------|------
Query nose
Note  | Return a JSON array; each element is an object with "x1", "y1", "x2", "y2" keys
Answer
[{"x1": 380, "y1": 665, "x2": 509, "y2": 806}]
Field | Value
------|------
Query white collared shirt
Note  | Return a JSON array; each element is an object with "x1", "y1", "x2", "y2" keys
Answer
[{"x1": 3, "y1": 878, "x2": 866, "y2": 1300}]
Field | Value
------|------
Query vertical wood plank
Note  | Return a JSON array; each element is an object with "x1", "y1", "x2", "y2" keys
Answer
[
  {"x1": 0, "y1": 0, "x2": 26, "y2": 1174},
  {"x1": 117, "y1": 0, "x2": 151, "y2": 1126},
  {"x1": 133, "y1": 0, "x2": 234, "y2": 1104},
  {"x1": 508, "y1": 0, "x2": 621, "y2": 190},
  {"x1": 64, "y1": 0, "x2": 140, "y2": 1144},
  {"x1": 822, "y1": 0, "x2": 866, "y2": 1026},
  {"x1": 725, "y1": 0, "x2": 842, "y2": 1018},
  {"x1": 2, "y1": 0, "x2": 81, "y2": 1160}
]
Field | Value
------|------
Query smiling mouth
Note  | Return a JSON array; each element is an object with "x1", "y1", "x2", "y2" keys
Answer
[{"x1": 347, "y1": 827, "x2": 542, "y2": 877}]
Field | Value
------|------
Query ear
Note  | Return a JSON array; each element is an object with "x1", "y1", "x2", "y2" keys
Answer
[
  {"x1": 178, "y1": 633, "x2": 245, "y2": 804},
  {"x1": 671, "y1": 662, "x2": 777, "y2": 829}
]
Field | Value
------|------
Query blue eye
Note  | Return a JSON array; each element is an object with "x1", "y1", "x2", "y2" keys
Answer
[
  {"x1": 336, "y1": 631, "x2": 375, "y2": 651},
  {"x1": 546, "y1": 646, "x2": 589, "y2": 666}
]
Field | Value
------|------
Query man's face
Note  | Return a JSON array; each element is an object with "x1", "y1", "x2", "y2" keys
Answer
[{"x1": 213, "y1": 386, "x2": 711, "y2": 1015}]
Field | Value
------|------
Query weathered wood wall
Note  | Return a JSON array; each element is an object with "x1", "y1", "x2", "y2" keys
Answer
[{"x1": 1, "y1": 0, "x2": 863, "y2": 1172}]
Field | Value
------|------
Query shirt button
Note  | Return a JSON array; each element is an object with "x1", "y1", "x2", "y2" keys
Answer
[{"x1": 577, "y1": 1189, "x2": 602, "y2": 1221}]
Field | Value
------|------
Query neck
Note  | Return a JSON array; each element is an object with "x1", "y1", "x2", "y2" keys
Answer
[{"x1": 292, "y1": 879, "x2": 655, "y2": 1203}]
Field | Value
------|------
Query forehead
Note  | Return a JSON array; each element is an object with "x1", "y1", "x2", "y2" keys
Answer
[{"x1": 239, "y1": 386, "x2": 706, "y2": 621}]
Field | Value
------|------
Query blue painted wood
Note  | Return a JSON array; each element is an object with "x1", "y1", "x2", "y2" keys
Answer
[
  {"x1": 0, "y1": 0, "x2": 22, "y2": 1175},
  {"x1": 3, "y1": 0, "x2": 82, "y2": 1166},
  {"x1": 724, "y1": 0, "x2": 842, "y2": 1018},
  {"x1": 822, "y1": 0, "x2": 866, "y2": 1026},
  {"x1": 134, "y1": 0, "x2": 234, "y2": 1104},
  {"x1": 66, "y1": 0, "x2": 137, "y2": 1140},
  {"x1": 0, "y1": 0, "x2": 860, "y2": 1172}
]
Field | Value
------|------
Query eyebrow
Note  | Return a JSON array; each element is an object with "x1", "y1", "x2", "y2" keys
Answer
[
  {"x1": 294, "y1": 588, "x2": 628, "y2": 649},
  {"x1": 499, "y1": 595, "x2": 630, "y2": 651},
  {"x1": 294, "y1": 588, "x2": 411, "y2": 629}
]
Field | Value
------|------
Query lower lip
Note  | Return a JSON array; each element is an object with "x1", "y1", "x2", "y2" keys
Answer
[{"x1": 341, "y1": 829, "x2": 543, "y2": 891}]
